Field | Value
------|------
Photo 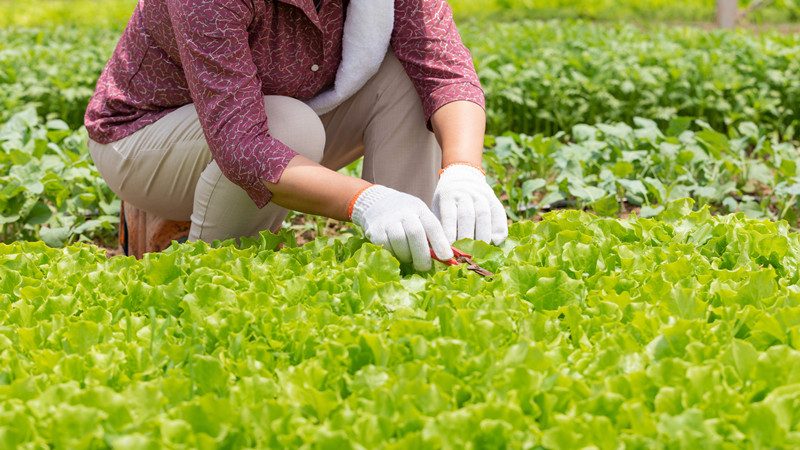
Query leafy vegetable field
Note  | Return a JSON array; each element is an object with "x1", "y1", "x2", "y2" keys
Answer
[
  {"x1": 451, "y1": 0, "x2": 799, "y2": 23},
  {"x1": 485, "y1": 118, "x2": 800, "y2": 225},
  {"x1": 0, "y1": 109, "x2": 118, "y2": 247},
  {"x1": 4, "y1": 3, "x2": 800, "y2": 448},
  {"x1": 2, "y1": 0, "x2": 798, "y2": 28},
  {"x1": 0, "y1": 26, "x2": 119, "y2": 129},
  {"x1": 5, "y1": 20, "x2": 800, "y2": 143},
  {"x1": 3, "y1": 21, "x2": 800, "y2": 245},
  {"x1": 3, "y1": 204, "x2": 800, "y2": 448},
  {"x1": 466, "y1": 21, "x2": 800, "y2": 140}
]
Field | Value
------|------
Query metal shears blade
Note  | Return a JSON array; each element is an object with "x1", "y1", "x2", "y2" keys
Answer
[{"x1": 430, "y1": 247, "x2": 494, "y2": 278}]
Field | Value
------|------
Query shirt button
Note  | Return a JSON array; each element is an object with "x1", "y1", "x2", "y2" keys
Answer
[{"x1": 311, "y1": 64, "x2": 320, "y2": 72}]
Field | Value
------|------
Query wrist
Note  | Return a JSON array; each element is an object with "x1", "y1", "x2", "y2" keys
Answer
[{"x1": 439, "y1": 162, "x2": 486, "y2": 179}]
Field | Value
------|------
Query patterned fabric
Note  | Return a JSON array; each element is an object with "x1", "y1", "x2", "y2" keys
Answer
[{"x1": 85, "y1": 0, "x2": 484, "y2": 207}]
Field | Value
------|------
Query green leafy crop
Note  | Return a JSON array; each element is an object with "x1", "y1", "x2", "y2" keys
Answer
[
  {"x1": 466, "y1": 20, "x2": 800, "y2": 140},
  {"x1": 485, "y1": 118, "x2": 800, "y2": 224},
  {"x1": 2, "y1": 203, "x2": 800, "y2": 448},
  {"x1": 0, "y1": 109, "x2": 119, "y2": 246},
  {"x1": 449, "y1": 0, "x2": 798, "y2": 23},
  {"x1": 0, "y1": 26, "x2": 120, "y2": 129}
]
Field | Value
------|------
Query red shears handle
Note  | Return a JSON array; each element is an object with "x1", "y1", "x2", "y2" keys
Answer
[
  {"x1": 430, "y1": 247, "x2": 471, "y2": 266},
  {"x1": 430, "y1": 247, "x2": 494, "y2": 278}
]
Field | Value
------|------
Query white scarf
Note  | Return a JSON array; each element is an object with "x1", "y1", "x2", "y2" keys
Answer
[{"x1": 305, "y1": 0, "x2": 395, "y2": 115}]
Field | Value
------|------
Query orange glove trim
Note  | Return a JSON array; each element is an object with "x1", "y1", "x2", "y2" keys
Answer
[{"x1": 347, "y1": 184, "x2": 375, "y2": 221}]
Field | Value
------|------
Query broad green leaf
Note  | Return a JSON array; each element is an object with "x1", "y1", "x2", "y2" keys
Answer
[
  {"x1": 39, "y1": 226, "x2": 70, "y2": 247},
  {"x1": 592, "y1": 195, "x2": 619, "y2": 217},
  {"x1": 570, "y1": 185, "x2": 607, "y2": 203},
  {"x1": 639, "y1": 205, "x2": 664, "y2": 218}
]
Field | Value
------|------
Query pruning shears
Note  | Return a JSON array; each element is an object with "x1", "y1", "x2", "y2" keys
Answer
[{"x1": 430, "y1": 247, "x2": 494, "y2": 279}]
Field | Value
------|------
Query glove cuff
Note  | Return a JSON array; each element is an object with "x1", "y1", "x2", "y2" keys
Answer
[
  {"x1": 347, "y1": 184, "x2": 374, "y2": 221},
  {"x1": 349, "y1": 184, "x2": 391, "y2": 226},
  {"x1": 438, "y1": 163, "x2": 486, "y2": 181}
]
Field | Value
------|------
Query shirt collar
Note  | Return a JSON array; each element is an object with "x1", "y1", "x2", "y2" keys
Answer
[{"x1": 275, "y1": 0, "x2": 323, "y2": 29}]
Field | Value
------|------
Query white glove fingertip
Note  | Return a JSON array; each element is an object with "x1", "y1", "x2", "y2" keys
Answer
[
  {"x1": 401, "y1": 218, "x2": 433, "y2": 271},
  {"x1": 412, "y1": 250, "x2": 432, "y2": 271},
  {"x1": 367, "y1": 228, "x2": 394, "y2": 257},
  {"x1": 456, "y1": 199, "x2": 476, "y2": 241},
  {"x1": 490, "y1": 199, "x2": 509, "y2": 245},
  {"x1": 477, "y1": 226, "x2": 492, "y2": 244},
  {"x1": 474, "y1": 196, "x2": 492, "y2": 243},
  {"x1": 492, "y1": 228, "x2": 508, "y2": 246},
  {"x1": 432, "y1": 241, "x2": 454, "y2": 263},
  {"x1": 420, "y1": 216, "x2": 453, "y2": 263},
  {"x1": 386, "y1": 222, "x2": 412, "y2": 263}
]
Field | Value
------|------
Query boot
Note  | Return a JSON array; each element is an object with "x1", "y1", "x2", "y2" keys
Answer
[{"x1": 120, "y1": 200, "x2": 191, "y2": 259}]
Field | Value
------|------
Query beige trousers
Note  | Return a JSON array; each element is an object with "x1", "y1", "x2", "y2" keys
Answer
[{"x1": 88, "y1": 51, "x2": 441, "y2": 243}]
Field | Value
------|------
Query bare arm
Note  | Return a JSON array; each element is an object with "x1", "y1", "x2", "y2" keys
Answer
[
  {"x1": 431, "y1": 100, "x2": 486, "y2": 168},
  {"x1": 429, "y1": 100, "x2": 507, "y2": 245},
  {"x1": 263, "y1": 156, "x2": 371, "y2": 221},
  {"x1": 264, "y1": 100, "x2": 485, "y2": 221}
]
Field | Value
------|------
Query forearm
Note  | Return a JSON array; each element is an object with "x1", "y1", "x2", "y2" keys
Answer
[
  {"x1": 263, "y1": 155, "x2": 371, "y2": 221},
  {"x1": 263, "y1": 100, "x2": 486, "y2": 222},
  {"x1": 430, "y1": 100, "x2": 486, "y2": 168}
]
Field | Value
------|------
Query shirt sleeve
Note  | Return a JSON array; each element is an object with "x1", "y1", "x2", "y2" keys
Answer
[
  {"x1": 391, "y1": 0, "x2": 485, "y2": 127},
  {"x1": 166, "y1": 0, "x2": 298, "y2": 208}
]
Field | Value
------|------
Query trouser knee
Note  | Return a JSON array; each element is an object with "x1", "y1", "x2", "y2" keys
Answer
[{"x1": 262, "y1": 96, "x2": 325, "y2": 164}]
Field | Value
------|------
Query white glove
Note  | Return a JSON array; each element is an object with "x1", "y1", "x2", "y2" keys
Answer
[
  {"x1": 431, "y1": 164, "x2": 508, "y2": 245},
  {"x1": 350, "y1": 185, "x2": 453, "y2": 271}
]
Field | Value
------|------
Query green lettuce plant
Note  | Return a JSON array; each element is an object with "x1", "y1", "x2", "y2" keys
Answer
[
  {"x1": 466, "y1": 20, "x2": 800, "y2": 140},
  {"x1": 0, "y1": 109, "x2": 118, "y2": 246},
  {"x1": 2, "y1": 201, "x2": 800, "y2": 448},
  {"x1": 484, "y1": 118, "x2": 800, "y2": 225}
]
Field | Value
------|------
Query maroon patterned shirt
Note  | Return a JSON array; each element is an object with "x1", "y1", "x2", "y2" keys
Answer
[{"x1": 85, "y1": 0, "x2": 485, "y2": 207}]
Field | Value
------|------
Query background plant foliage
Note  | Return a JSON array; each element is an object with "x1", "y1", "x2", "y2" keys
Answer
[
  {"x1": 465, "y1": 20, "x2": 800, "y2": 140},
  {"x1": 5, "y1": 20, "x2": 798, "y2": 139},
  {"x1": 0, "y1": 0, "x2": 136, "y2": 28},
  {"x1": 0, "y1": 27, "x2": 120, "y2": 129},
  {"x1": 2, "y1": 15, "x2": 800, "y2": 244},
  {"x1": 2, "y1": 206, "x2": 800, "y2": 448},
  {"x1": 4, "y1": 1, "x2": 800, "y2": 448},
  {"x1": 0, "y1": 109, "x2": 118, "y2": 246},
  {"x1": 2, "y1": 0, "x2": 797, "y2": 27},
  {"x1": 452, "y1": 0, "x2": 799, "y2": 23},
  {"x1": 485, "y1": 118, "x2": 800, "y2": 224}
]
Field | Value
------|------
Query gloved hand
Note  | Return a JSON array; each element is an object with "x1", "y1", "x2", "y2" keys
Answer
[
  {"x1": 350, "y1": 185, "x2": 453, "y2": 271},
  {"x1": 431, "y1": 163, "x2": 508, "y2": 245}
]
